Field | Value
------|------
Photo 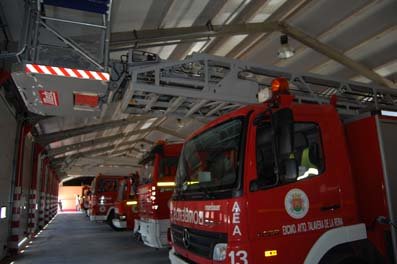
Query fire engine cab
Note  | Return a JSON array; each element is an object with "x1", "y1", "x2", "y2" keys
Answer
[
  {"x1": 112, "y1": 174, "x2": 139, "y2": 230},
  {"x1": 88, "y1": 174, "x2": 124, "y2": 222},
  {"x1": 168, "y1": 78, "x2": 397, "y2": 264},
  {"x1": 134, "y1": 141, "x2": 182, "y2": 248}
]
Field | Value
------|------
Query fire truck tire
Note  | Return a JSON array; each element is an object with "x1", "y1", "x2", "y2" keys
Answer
[
  {"x1": 106, "y1": 210, "x2": 117, "y2": 230},
  {"x1": 318, "y1": 239, "x2": 385, "y2": 264},
  {"x1": 319, "y1": 249, "x2": 371, "y2": 264},
  {"x1": 319, "y1": 251, "x2": 369, "y2": 264},
  {"x1": 332, "y1": 256, "x2": 367, "y2": 264},
  {"x1": 133, "y1": 231, "x2": 143, "y2": 242}
]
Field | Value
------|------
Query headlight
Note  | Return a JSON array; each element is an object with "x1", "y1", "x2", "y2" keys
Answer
[
  {"x1": 120, "y1": 215, "x2": 126, "y2": 220},
  {"x1": 213, "y1": 243, "x2": 227, "y2": 261}
]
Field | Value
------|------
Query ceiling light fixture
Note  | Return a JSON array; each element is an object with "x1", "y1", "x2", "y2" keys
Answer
[
  {"x1": 140, "y1": 143, "x2": 146, "y2": 152},
  {"x1": 177, "y1": 118, "x2": 185, "y2": 128},
  {"x1": 277, "y1": 34, "x2": 295, "y2": 59}
]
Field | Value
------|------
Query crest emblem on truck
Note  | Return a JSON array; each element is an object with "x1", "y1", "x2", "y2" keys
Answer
[
  {"x1": 284, "y1": 188, "x2": 309, "y2": 219},
  {"x1": 182, "y1": 228, "x2": 191, "y2": 248}
]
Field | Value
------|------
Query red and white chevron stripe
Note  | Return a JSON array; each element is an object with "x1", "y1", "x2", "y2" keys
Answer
[{"x1": 25, "y1": 64, "x2": 110, "y2": 81}]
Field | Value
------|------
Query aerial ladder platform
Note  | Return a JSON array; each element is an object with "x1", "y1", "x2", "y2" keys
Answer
[{"x1": 121, "y1": 53, "x2": 397, "y2": 120}]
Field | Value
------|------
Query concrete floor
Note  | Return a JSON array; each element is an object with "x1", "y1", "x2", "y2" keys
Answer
[{"x1": 12, "y1": 213, "x2": 170, "y2": 264}]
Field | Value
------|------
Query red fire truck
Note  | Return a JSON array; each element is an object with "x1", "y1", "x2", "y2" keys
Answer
[
  {"x1": 169, "y1": 79, "x2": 397, "y2": 263},
  {"x1": 134, "y1": 141, "x2": 183, "y2": 248},
  {"x1": 111, "y1": 174, "x2": 139, "y2": 230},
  {"x1": 88, "y1": 174, "x2": 124, "y2": 222}
]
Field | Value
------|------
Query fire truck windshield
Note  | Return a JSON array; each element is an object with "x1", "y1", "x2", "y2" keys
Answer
[
  {"x1": 175, "y1": 118, "x2": 243, "y2": 199},
  {"x1": 140, "y1": 159, "x2": 154, "y2": 184},
  {"x1": 140, "y1": 156, "x2": 179, "y2": 184}
]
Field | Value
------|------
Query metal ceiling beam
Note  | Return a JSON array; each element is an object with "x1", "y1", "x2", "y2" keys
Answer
[
  {"x1": 52, "y1": 145, "x2": 115, "y2": 165},
  {"x1": 204, "y1": 0, "x2": 268, "y2": 54},
  {"x1": 109, "y1": 21, "x2": 280, "y2": 48},
  {"x1": 35, "y1": 116, "x2": 149, "y2": 146},
  {"x1": 110, "y1": 117, "x2": 166, "y2": 155},
  {"x1": 49, "y1": 124, "x2": 181, "y2": 158},
  {"x1": 308, "y1": 25, "x2": 397, "y2": 75},
  {"x1": 110, "y1": 38, "x2": 209, "y2": 52},
  {"x1": 51, "y1": 138, "x2": 146, "y2": 165},
  {"x1": 349, "y1": 59, "x2": 397, "y2": 83},
  {"x1": 274, "y1": 0, "x2": 378, "y2": 68},
  {"x1": 278, "y1": 22, "x2": 396, "y2": 88},
  {"x1": 228, "y1": 0, "x2": 312, "y2": 58},
  {"x1": 107, "y1": 138, "x2": 153, "y2": 157},
  {"x1": 107, "y1": 146, "x2": 144, "y2": 157},
  {"x1": 109, "y1": 17, "x2": 391, "y2": 87},
  {"x1": 47, "y1": 127, "x2": 155, "y2": 157},
  {"x1": 141, "y1": 0, "x2": 174, "y2": 29},
  {"x1": 168, "y1": 0, "x2": 228, "y2": 59}
]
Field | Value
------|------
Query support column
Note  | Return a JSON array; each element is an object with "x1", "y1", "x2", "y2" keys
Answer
[
  {"x1": 9, "y1": 187, "x2": 22, "y2": 254},
  {"x1": 38, "y1": 158, "x2": 49, "y2": 229},
  {"x1": 27, "y1": 144, "x2": 44, "y2": 236},
  {"x1": 44, "y1": 172, "x2": 51, "y2": 225},
  {"x1": 8, "y1": 124, "x2": 31, "y2": 254},
  {"x1": 44, "y1": 169, "x2": 54, "y2": 224}
]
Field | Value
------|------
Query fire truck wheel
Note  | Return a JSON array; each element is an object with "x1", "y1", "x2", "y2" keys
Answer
[
  {"x1": 320, "y1": 253, "x2": 367, "y2": 264},
  {"x1": 337, "y1": 257, "x2": 367, "y2": 264},
  {"x1": 133, "y1": 232, "x2": 142, "y2": 242},
  {"x1": 106, "y1": 211, "x2": 117, "y2": 230}
]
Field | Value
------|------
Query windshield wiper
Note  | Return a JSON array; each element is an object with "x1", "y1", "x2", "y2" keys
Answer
[
  {"x1": 197, "y1": 183, "x2": 212, "y2": 199},
  {"x1": 179, "y1": 181, "x2": 212, "y2": 199}
]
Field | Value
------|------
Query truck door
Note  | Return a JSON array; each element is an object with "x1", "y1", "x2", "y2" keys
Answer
[
  {"x1": 376, "y1": 117, "x2": 397, "y2": 262},
  {"x1": 246, "y1": 108, "x2": 347, "y2": 263}
]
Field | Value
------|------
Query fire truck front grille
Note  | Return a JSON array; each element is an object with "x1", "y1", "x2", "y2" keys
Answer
[{"x1": 171, "y1": 224, "x2": 227, "y2": 260}]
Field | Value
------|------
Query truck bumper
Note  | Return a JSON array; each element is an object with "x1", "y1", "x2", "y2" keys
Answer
[
  {"x1": 90, "y1": 215, "x2": 106, "y2": 221},
  {"x1": 169, "y1": 248, "x2": 189, "y2": 264},
  {"x1": 112, "y1": 218, "x2": 127, "y2": 229},
  {"x1": 135, "y1": 218, "x2": 169, "y2": 248}
]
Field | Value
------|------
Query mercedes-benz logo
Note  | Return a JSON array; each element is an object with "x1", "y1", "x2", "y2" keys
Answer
[{"x1": 182, "y1": 228, "x2": 190, "y2": 248}]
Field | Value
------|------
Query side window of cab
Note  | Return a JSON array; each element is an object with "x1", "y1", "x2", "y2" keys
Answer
[{"x1": 255, "y1": 122, "x2": 324, "y2": 189}]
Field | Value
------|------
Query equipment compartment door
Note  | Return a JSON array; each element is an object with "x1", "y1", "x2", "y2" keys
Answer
[{"x1": 377, "y1": 117, "x2": 397, "y2": 263}]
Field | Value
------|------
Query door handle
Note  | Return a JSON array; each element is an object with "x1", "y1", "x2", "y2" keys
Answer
[{"x1": 320, "y1": 204, "x2": 340, "y2": 211}]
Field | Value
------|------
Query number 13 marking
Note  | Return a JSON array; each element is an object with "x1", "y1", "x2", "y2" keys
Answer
[{"x1": 228, "y1": 250, "x2": 248, "y2": 264}]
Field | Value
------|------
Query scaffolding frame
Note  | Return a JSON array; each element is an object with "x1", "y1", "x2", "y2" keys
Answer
[{"x1": 19, "y1": 0, "x2": 112, "y2": 71}]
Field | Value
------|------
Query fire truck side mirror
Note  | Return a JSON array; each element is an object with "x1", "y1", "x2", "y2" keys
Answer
[
  {"x1": 272, "y1": 108, "x2": 294, "y2": 155},
  {"x1": 271, "y1": 108, "x2": 298, "y2": 183},
  {"x1": 283, "y1": 159, "x2": 298, "y2": 183}
]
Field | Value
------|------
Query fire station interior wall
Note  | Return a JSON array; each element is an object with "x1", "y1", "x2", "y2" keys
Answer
[
  {"x1": 0, "y1": 97, "x2": 18, "y2": 259},
  {"x1": 19, "y1": 133, "x2": 34, "y2": 241},
  {"x1": 58, "y1": 186, "x2": 83, "y2": 211},
  {"x1": 378, "y1": 118, "x2": 397, "y2": 258}
]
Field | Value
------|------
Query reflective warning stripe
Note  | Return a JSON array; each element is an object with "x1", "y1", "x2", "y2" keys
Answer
[{"x1": 25, "y1": 64, "x2": 110, "y2": 81}]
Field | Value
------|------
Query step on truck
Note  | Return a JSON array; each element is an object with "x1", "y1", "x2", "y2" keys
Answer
[
  {"x1": 88, "y1": 174, "x2": 125, "y2": 222},
  {"x1": 134, "y1": 141, "x2": 183, "y2": 248},
  {"x1": 112, "y1": 174, "x2": 139, "y2": 230},
  {"x1": 169, "y1": 79, "x2": 397, "y2": 263}
]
